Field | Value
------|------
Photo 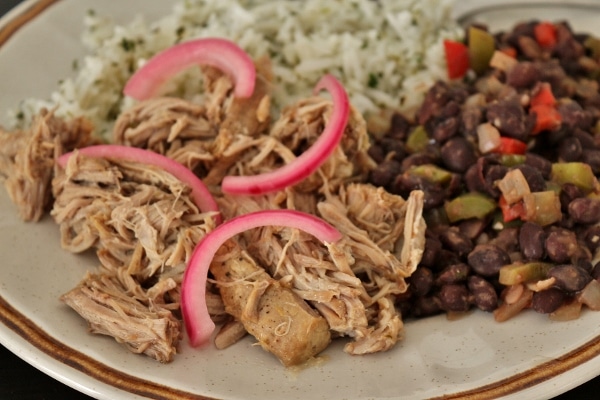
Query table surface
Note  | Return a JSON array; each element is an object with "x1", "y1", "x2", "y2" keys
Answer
[{"x1": 0, "y1": 0, "x2": 599, "y2": 399}]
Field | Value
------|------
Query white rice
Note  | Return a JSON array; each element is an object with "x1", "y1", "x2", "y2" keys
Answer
[{"x1": 8, "y1": 0, "x2": 461, "y2": 138}]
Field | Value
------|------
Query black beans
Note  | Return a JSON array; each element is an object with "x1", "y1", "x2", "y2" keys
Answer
[
  {"x1": 436, "y1": 263, "x2": 470, "y2": 285},
  {"x1": 568, "y1": 198, "x2": 600, "y2": 224},
  {"x1": 438, "y1": 284, "x2": 470, "y2": 312},
  {"x1": 545, "y1": 228, "x2": 578, "y2": 263},
  {"x1": 531, "y1": 288, "x2": 566, "y2": 313},
  {"x1": 439, "y1": 228, "x2": 473, "y2": 257},
  {"x1": 467, "y1": 244, "x2": 511, "y2": 277},
  {"x1": 367, "y1": 19, "x2": 600, "y2": 322},
  {"x1": 506, "y1": 62, "x2": 539, "y2": 88},
  {"x1": 409, "y1": 267, "x2": 434, "y2": 297},
  {"x1": 548, "y1": 264, "x2": 592, "y2": 292},
  {"x1": 486, "y1": 98, "x2": 530, "y2": 140},
  {"x1": 519, "y1": 222, "x2": 546, "y2": 260},
  {"x1": 440, "y1": 136, "x2": 477, "y2": 173},
  {"x1": 468, "y1": 276, "x2": 498, "y2": 312}
]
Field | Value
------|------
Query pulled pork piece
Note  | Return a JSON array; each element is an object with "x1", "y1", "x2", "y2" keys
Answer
[
  {"x1": 270, "y1": 97, "x2": 375, "y2": 193},
  {"x1": 318, "y1": 185, "x2": 426, "y2": 354},
  {"x1": 217, "y1": 184, "x2": 426, "y2": 356},
  {"x1": 52, "y1": 153, "x2": 215, "y2": 280},
  {"x1": 53, "y1": 153, "x2": 218, "y2": 361},
  {"x1": 112, "y1": 57, "x2": 272, "y2": 176},
  {"x1": 206, "y1": 96, "x2": 375, "y2": 191},
  {"x1": 210, "y1": 242, "x2": 331, "y2": 366},
  {"x1": 61, "y1": 271, "x2": 181, "y2": 363},
  {"x1": 0, "y1": 109, "x2": 94, "y2": 221}
]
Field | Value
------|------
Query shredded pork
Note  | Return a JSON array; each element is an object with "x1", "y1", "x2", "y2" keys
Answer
[{"x1": 1, "y1": 53, "x2": 427, "y2": 366}]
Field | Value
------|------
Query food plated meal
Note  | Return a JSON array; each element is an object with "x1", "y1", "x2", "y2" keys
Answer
[{"x1": 0, "y1": 1, "x2": 599, "y2": 399}]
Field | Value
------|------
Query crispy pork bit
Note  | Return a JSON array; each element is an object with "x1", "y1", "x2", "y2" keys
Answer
[
  {"x1": 210, "y1": 243, "x2": 331, "y2": 366},
  {"x1": 0, "y1": 109, "x2": 95, "y2": 221},
  {"x1": 52, "y1": 153, "x2": 217, "y2": 361}
]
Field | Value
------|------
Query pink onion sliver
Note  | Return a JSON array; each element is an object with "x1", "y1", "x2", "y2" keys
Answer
[
  {"x1": 181, "y1": 209, "x2": 343, "y2": 347},
  {"x1": 57, "y1": 145, "x2": 221, "y2": 221},
  {"x1": 221, "y1": 74, "x2": 350, "y2": 195},
  {"x1": 123, "y1": 37, "x2": 256, "y2": 100}
]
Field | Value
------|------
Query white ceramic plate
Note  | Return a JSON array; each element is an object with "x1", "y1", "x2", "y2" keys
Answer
[{"x1": 0, "y1": 1, "x2": 599, "y2": 399}]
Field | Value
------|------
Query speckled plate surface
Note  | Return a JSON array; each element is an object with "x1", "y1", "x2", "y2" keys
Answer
[{"x1": 0, "y1": 1, "x2": 599, "y2": 399}]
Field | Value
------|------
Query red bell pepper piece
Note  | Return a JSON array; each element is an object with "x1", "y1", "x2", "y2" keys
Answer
[
  {"x1": 499, "y1": 195, "x2": 526, "y2": 222},
  {"x1": 444, "y1": 39, "x2": 470, "y2": 79},
  {"x1": 494, "y1": 137, "x2": 528, "y2": 155},
  {"x1": 530, "y1": 82, "x2": 556, "y2": 107},
  {"x1": 534, "y1": 22, "x2": 557, "y2": 49},
  {"x1": 530, "y1": 104, "x2": 562, "y2": 134}
]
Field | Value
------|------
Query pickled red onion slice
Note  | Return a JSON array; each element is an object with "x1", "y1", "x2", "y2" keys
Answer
[
  {"x1": 221, "y1": 74, "x2": 350, "y2": 195},
  {"x1": 123, "y1": 37, "x2": 256, "y2": 100},
  {"x1": 57, "y1": 145, "x2": 220, "y2": 220},
  {"x1": 181, "y1": 209, "x2": 342, "y2": 347}
]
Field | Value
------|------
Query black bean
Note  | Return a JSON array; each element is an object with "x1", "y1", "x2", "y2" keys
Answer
[
  {"x1": 582, "y1": 150, "x2": 600, "y2": 174},
  {"x1": 401, "y1": 152, "x2": 438, "y2": 172},
  {"x1": 392, "y1": 174, "x2": 446, "y2": 210},
  {"x1": 438, "y1": 284, "x2": 470, "y2": 312},
  {"x1": 506, "y1": 62, "x2": 540, "y2": 88},
  {"x1": 439, "y1": 228, "x2": 474, "y2": 257},
  {"x1": 484, "y1": 164, "x2": 509, "y2": 198},
  {"x1": 412, "y1": 296, "x2": 442, "y2": 317},
  {"x1": 417, "y1": 81, "x2": 451, "y2": 126},
  {"x1": 409, "y1": 267, "x2": 434, "y2": 297},
  {"x1": 592, "y1": 262, "x2": 600, "y2": 281},
  {"x1": 559, "y1": 183, "x2": 584, "y2": 213},
  {"x1": 515, "y1": 164, "x2": 546, "y2": 192},
  {"x1": 525, "y1": 153, "x2": 553, "y2": 179},
  {"x1": 486, "y1": 98, "x2": 530, "y2": 140},
  {"x1": 420, "y1": 236, "x2": 443, "y2": 268},
  {"x1": 367, "y1": 144, "x2": 385, "y2": 163},
  {"x1": 531, "y1": 288, "x2": 566, "y2": 313},
  {"x1": 440, "y1": 136, "x2": 477, "y2": 173},
  {"x1": 490, "y1": 227, "x2": 520, "y2": 254},
  {"x1": 468, "y1": 275, "x2": 498, "y2": 312},
  {"x1": 568, "y1": 197, "x2": 600, "y2": 224},
  {"x1": 583, "y1": 225, "x2": 600, "y2": 253},
  {"x1": 548, "y1": 264, "x2": 592, "y2": 292},
  {"x1": 518, "y1": 35, "x2": 543, "y2": 59},
  {"x1": 545, "y1": 228, "x2": 578, "y2": 263},
  {"x1": 436, "y1": 263, "x2": 471, "y2": 285},
  {"x1": 519, "y1": 222, "x2": 546, "y2": 260},
  {"x1": 458, "y1": 218, "x2": 487, "y2": 240},
  {"x1": 558, "y1": 136, "x2": 583, "y2": 161},
  {"x1": 557, "y1": 100, "x2": 593, "y2": 131},
  {"x1": 369, "y1": 159, "x2": 402, "y2": 187},
  {"x1": 467, "y1": 243, "x2": 511, "y2": 277},
  {"x1": 381, "y1": 137, "x2": 407, "y2": 162},
  {"x1": 432, "y1": 116, "x2": 459, "y2": 143},
  {"x1": 387, "y1": 113, "x2": 411, "y2": 140}
]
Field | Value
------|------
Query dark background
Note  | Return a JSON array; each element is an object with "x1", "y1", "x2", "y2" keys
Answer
[{"x1": 0, "y1": 0, "x2": 598, "y2": 398}]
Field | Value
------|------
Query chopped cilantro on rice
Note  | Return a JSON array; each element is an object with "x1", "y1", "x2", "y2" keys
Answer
[{"x1": 8, "y1": 0, "x2": 461, "y2": 138}]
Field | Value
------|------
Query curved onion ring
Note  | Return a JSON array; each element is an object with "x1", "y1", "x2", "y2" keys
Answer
[
  {"x1": 221, "y1": 74, "x2": 350, "y2": 195},
  {"x1": 181, "y1": 209, "x2": 343, "y2": 347},
  {"x1": 123, "y1": 37, "x2": 256, "y2": 100},
  {"x1": 57, "y1": 145, "x2": 220, "y2": 221}
]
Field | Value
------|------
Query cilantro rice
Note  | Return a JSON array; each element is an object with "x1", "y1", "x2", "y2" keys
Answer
[{"x1": 8, "y1": 0, "x2": 461, "y2": 137}]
